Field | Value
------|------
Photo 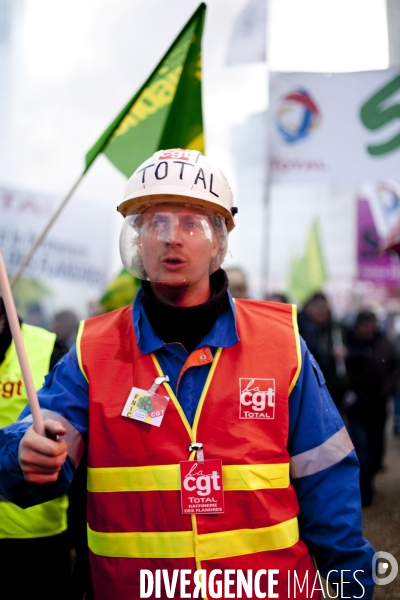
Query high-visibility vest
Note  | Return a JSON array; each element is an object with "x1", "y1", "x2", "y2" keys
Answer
[
  {"x1": 0, "y1": 324, "x2": 68, "y2": 538},
  {"x1": 79, "y1": 301, "x2": 319, "y2": 600}
]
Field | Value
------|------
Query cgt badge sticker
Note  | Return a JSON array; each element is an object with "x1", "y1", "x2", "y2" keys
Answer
[{"x1": 239, "y1": 378, "x2": 275, "y2": 419}]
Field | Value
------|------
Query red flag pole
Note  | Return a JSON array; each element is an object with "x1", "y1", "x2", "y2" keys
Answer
[{"x1": 0, "y1": 248, "x2": 44, "y2": 434}]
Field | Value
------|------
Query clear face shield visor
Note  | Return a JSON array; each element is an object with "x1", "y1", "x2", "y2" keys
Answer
[{"x1": 119, "y1": 204, "x2": 228, "y2": 284}]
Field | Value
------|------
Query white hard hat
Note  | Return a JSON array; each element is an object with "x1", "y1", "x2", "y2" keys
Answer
[{"x1": 118, "y1": 148, "x2": 237, "y2": 232}]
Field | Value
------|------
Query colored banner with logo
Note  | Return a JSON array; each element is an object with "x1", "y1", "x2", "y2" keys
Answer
[
  {"x1": 357, "y1": 182, "x2": 400, "y2": 283},
  {"x1": 269, "y1": 69, "x2": 400, "y2": 183}
]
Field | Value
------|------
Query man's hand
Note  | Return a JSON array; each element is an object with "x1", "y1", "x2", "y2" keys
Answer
[{"x1": 18, "y1": 420, "x2": 68, "y2": 484}]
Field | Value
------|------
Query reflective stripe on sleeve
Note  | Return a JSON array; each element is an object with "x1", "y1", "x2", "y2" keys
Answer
[
  {"x1": 290, "y1": 426, "x2": 354, "y2": 479},
  {"x1": 87, "y1": 516, "x2": 299, "y2": 560},
  {"x1": 20, "y1": 409, "x2": 84, "y2": 466},
  {"x1": 87, "y1": 463, "x2": 290, "y2": 493}
]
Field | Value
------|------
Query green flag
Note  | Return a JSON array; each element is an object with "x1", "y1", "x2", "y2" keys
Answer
[
  {"x1": 85, "y1": 3, "x2": 206, "y2": 177},
  {"x1": 100, "y1": 268, "x2": 141, "y2": 312},
  {"x1": 287, "y1": 220, "x2": 328, "y2": 306}
]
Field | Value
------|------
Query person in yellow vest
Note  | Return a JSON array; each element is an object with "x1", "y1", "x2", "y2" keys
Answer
[
  {"x1": 0, "y1": 298, "x2": 70, "y2": 600},
  {"x1": 0, "y1": 150, "x2": 375, "y2": 599}
]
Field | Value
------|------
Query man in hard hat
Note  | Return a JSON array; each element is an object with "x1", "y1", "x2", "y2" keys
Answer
[{"x1": 0, "y1": 150, "x2": 374, "y2": 599}]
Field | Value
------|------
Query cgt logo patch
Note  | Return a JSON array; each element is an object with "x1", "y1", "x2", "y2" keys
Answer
[{"x1": 239, "y1": 378, "x2": 275, "y2": 420}]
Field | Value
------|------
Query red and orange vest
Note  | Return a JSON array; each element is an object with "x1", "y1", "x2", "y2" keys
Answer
[{"x1": 78, "y1": 300, "x2": 318, "y2": 599}]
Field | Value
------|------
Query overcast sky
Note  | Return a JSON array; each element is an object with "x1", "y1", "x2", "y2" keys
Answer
[{"x1": 3, "y1": 0, "x2": 388, "y2": 191}]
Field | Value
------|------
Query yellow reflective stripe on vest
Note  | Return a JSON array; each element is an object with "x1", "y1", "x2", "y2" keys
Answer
[
  {"x1": 88, "y1": 527, "x2": 194, "y2": 559},
  {"x1": 198, "y1": 517, "x2": 299, "y2": 560},
  {"x1": 76, "y1": 320, "x2": 89, "y2": 383},
  {"x1": 87, "y1": 517, "x2": 299, "y2": 560},
  {"x1": 288, "y1": 303, "x2": 302, "y2": 395},
  {"x1": 223, "y1": 463, "x2": 289, "y2": 490},
  {"x1": 87, "y1": 463, "x2": 289, "y2": 493}
]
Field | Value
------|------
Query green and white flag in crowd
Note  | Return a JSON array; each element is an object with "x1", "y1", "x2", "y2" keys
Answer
[
  {"x1": 287, "y1": 220, "x2": 328, "y2": 306},
  {"x1": 85, "y1": 3, "x2": 206, "y2": 177}
]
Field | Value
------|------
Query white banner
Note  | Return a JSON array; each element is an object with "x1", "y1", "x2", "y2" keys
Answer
[
  {"x1": 269, "y1": 68, "x2": 400, "y2": 183},
  {"x1": 0, "y1": 187, "x2": 113, "y2": 317}
]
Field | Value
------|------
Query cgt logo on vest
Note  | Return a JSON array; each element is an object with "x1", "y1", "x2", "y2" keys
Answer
[
  {"x1": 239, "y1": 378, "x2": 276, "y2": 420},
  {"x1": 180, "y1": 460, "x2": 224, "y2": 514}
]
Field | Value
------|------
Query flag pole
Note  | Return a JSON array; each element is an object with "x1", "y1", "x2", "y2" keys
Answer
[
  {"x1": 260, "y1": 0, "x2": 271, "y2": 299},
  {"x1": 10, "y1": 172, "x2": 85, "y2": 287},
  {"x1": 0, "y1": 248, "x2": 44, "y2": 434},
  {"x1": 260, "y1": 140, "x2": 272, "y2": 298}
]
